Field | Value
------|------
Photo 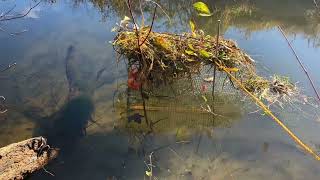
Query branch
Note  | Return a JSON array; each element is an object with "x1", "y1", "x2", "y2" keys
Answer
[
  {"x1": 0, "y1": 1, "x2": 42, "y2": 21},
  {"x1": 139, "y1": 5, "x2": 157, "y2": 46}
]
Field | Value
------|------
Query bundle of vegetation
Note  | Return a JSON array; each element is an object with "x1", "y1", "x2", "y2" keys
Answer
[{"x1": 112, "y1": 20, "x2": 297, "y2": 105}]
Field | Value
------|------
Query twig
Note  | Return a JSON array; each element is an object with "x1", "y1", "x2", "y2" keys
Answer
[
  {"x1": 0, "y1": 96, "x2": 8, "y2": 114},
  {"x1": 42, "y1": 167, "x2": 55, "y2": 177},
  {"x1": 149, "y1": 152, "x2": 154, "y2": 180},
  {"x1": 139, "y1": 0, "x2": 145, "y2": 27},
  {"x1": 215, "y1": 60, "x2": 320, "y2": 161},
  {"x1": 313, "y1": 0, "x2": 319, "y2": 9},
  {"x1": 168, "y1": 147, "x2": 183, "y2": 161},
  {"x1": 139, "y1": 6, "x2": 157, "y2": 46},
  {"x1": 126, "y1": 0, "x2": 139, "y2": 38},
  {"x1": 278, "y1": 26, "x2": 320, "y2": 102},
  {"x1": 0, "y1": 63, "x2": 16, "y2": 73},
  {"x1": 140, "y1": 86, "x2": 152, "y2": 129},
  {"x1": 0, "y1": 5, "x2": 16, "y2": 19},
  {"x1": 145, "y1": 0, "x2": 171, "y2": 24},
  {"x1": 212, "y1": 20, "x2": 221, "y2": 111},
  {"x1": 0, "y1": 1, "x2": 42, "y2": 21}
]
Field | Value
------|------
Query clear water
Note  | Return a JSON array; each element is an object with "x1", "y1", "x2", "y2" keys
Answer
[{"x1": 0, "y1": 0, "x2": 320, "y2": 179}]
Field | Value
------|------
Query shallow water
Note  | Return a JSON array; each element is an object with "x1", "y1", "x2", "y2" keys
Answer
[{"x1": 0, "y1": 0, "x2": 320, "y2": 179}]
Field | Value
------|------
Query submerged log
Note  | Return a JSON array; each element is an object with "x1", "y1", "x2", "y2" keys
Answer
[{"x1": 0, "y1": 137, "x2": 59, "y2": 180}]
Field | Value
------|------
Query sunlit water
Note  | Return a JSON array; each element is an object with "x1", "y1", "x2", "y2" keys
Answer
[{"x1": 0, "y1": 0, "x2": 320, "y2": 179}]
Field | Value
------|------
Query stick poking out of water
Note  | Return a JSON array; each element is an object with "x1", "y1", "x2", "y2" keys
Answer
[{"x1": 278, "y1": 26, "x2": 320, "y2": 102}]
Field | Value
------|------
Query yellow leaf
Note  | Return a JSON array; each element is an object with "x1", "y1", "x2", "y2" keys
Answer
[
  {"x1": 154, "y1": 37, "x2": 171, "y2": 51},
  {"x1": 189, "y1": 20, "x2": 196, "y2": 32},
  {"x1": 186, "y1": 58, "x2": 196, "y2": 62},
  {"x1": 185, "y1": 50, "x2": 197, "y2": 56},
  {"x1": 202, "y1": 95, "x2": 208, "y2": 102},
  {"x1": 224, "y1": 67, "x2": 239, "y2": 72},
  {"x1": 188, "y1": 44, "x2": 196, "y2": 51},
  {"x1": 199, "y1": 49, "x2": 213, "y2": 58},
  {"x1": 198, "y1": 13, "x2": 213, "y2": 17},
  {"x1": 193, "y1": 2, "x2": 213, "y2": 16},
  {"x1": 145, "y1": 171, "x2": 152, "y2": 177}
]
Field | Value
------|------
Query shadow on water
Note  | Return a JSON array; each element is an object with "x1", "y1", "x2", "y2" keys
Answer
[
  {"x1": 32, "y1": 96, "x2": 94, "y2": 153},
  {"x1": 28, "y1": 45, "x2": 100, "y2": 156}
]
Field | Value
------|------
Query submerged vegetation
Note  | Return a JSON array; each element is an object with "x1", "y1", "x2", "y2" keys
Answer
[{"x1": 112, "y1": 1, "x2": 320, "y2": 166}]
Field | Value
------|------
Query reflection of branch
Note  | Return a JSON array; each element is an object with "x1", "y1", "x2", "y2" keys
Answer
[
  {"x1": 0, "y1": 63, "x2": 16, "y2": 73},
  {"x1": 314, "y1": 0, "x2": 319, "y2": 9},
  {"x1": 0, "y1": 1, "x2": 41, "y2": 21},
  {"x1": 0, "y1": 5, "x2": 16, "y2": 19},
  {"x1": 0, "y1": 26, "x2": 28, "y2": 36},
  {"x1": 0, "y1": 96, "x2": 8, "y2": 114}
]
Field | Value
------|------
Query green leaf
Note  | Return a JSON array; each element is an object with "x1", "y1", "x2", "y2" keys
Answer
[
  {"x1": 193, "y1": 2, "x2": 213, "y2": 16},
  {"x1": 199, "y1": 49, "x2": 213, "y2": 58},
  {"x1": 189, "y1": 20, "x2": 196, "y2": 32}
]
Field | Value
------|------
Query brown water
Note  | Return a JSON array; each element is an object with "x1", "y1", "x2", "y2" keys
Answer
[{"x1": 0, "y1": 0, "x2": 320, "y2": 179}]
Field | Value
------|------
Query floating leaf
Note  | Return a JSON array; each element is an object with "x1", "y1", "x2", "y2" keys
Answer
[
  {"x1": 146, "y1": 171, "x2": 152, "y2": 177},
  {"x1": 199, "y1": 49, "x2": 213, "y2": 58},
  {"x1": 193, "y1": 2, "x2": 213, "y2": 16}
]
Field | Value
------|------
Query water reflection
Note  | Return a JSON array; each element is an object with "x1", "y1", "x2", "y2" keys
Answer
[{"x1": 65, "y1": 0, "x2": 320, "y2": 46}]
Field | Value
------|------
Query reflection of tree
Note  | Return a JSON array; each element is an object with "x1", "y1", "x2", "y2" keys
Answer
[
  {"x1": 68, "y1": 0, "x2": 320, "y2": 46},
  {"x1": 0, "y1": 1, "x2": 42, "y2": 114},
  {"x1": 0, "y1": 1, "x2": 42, "y2": 35}
]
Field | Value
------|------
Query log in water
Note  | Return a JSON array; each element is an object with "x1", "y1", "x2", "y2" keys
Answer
[{"x1": 0, "y1": 137, "x2": 58, "y2": 180}]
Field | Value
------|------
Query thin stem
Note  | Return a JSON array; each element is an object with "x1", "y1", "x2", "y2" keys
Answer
[
  {"x1": 0, "y1": 5, "x2": 16, "y2": 19},
  {"x1": 140, "y1": 85, "x2": 152, "y2": 130},
  {"x1": 139, "y1": 6, "x2": 157, "y2": 46},
  {"x1": 212, "y1": 20, "x2": 221, "y2": 110},
  {"x1": 278, "y1": 26, "x2": 320, "y2": 102},
  {"x1": 127, "y1": 0, "x2": 139, "y2": 43},
  {"x1": 149, "y1": 152, "x2": 154, "y2": 180}
]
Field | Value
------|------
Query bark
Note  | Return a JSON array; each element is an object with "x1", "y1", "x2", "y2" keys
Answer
[{"x1": 0, "y1": 137, "x2": 58, "y2": 180}]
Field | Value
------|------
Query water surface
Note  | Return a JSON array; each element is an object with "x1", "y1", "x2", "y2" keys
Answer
[{"x1": 0, "y1": 0, "x2": 320, "y2": 179}]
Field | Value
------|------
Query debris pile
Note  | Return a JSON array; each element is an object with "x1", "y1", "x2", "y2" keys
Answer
[{"x1": 113, "y1": 27, "x2": 298, "y2": 104}]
